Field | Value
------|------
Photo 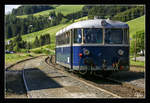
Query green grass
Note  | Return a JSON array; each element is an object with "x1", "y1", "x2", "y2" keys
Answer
[
  {"x1": 126, "y1": 15, "x2": 145, "y2": 38},
  {"x1": 130, "y1": 55, "x2": 145, "y2": 67},
  {"x1": 17, "y1": 5, "x2": 84, "y2": 18},
  {"x1": 5, "y1": 53, "x2": 41, "y2": 65},
  {"x1": 74, "y1": 16, "x2": 88, "y2": 22},
  {"x1": 31, "y1": 44, "x2": 55, "y2": 55},
  {"x1": 130, "y1": 59, "x2": 145, "y2": 67}
]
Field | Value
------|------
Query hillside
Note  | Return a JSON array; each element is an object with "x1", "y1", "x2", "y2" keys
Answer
[
  {"x1": 7, "y1": 16, "x2": 88, "y2": 43},
  {"x1": 30, "y1": 15, "x2": 145, "y2": 52},
  {"x1": 18, "y1": 15, "x2": 145, "y2": 42},
  {"x1": 7, "y1": 21, "x2": 72, "y2": 44},
  {"x1": 12, "y1": 5, "x2": 55, "y2": 16},
  {"x1": 126, "y1": 15, "x2": 145, "y2": 38},
  {"x1": 17, "y1": 5, "x2": 84, "y2": 18},
  {"x1": 7, "y1": 15, "x2": 145, "y2": 52},
  {"x1": 6, "y1": 5, "x2": 145, "y2": 40}
]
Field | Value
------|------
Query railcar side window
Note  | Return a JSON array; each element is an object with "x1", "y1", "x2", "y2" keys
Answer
[
  {"x1": 105, "y1": 29, "x2": 123, "y2": 44},
  {"x1": 65, "y1": 32, "x2": 70, "y2": 44},
  {"x1": 56, "y1": 31, "x2": 70, "y2": 45},
  {"x1": 56, "y1": 36, "x2": 61, "y2": 45},
  {"x1": 83, "y1": 28, "x2": 103, "y2": 43},
  {"x1": 124, "y1": 28, "x2": 129, "y2": 44},
  {"x1": 74, "y1": 29, "x2": 82, "y2": 43}
]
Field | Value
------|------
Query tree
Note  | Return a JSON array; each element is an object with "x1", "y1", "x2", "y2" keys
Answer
[
  {"x1": 5, "y1": 24, "x2": 13, "y2": 38},
  {"x1": 49, "y1": 11, "x2": 56, "y2": 18},
  {"x1": 14, "y1": 34, "x2": 22, "y2": 42},
  {"x1": 11, "y1": 5, "x2": 54, "y2": 15},
  {"x1": 13, "y1": 44, "x2": 20, "y2": 52},
  {"x1": 26, "y1": 42, "x2": 32, "y2": 50},
  {"x1": 131, "y1": 30, "x2": 145, "y2": 56},
  {"x1": 135, "y1": 30, "x2": 145, "y2": 55},
  {"x1": 39, "y1": 35, "x2": 44, "y2": 46},
  {"x1": 33, "y1": 36, "x2": 40, "y2": 48},
  {"x1": 45, "y1": 33, "x2": 50, "y2": 44}
]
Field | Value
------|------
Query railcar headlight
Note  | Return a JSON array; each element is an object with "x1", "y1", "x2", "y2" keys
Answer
[
  {"x1": 118, "y1": 49, "x2": 124, "y2": 55},
  {"x1": 83, "y1": 49, "x2": 90, "y2": 55}
]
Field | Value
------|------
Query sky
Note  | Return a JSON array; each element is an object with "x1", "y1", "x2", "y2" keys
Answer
[{"x1": 5, "y1": 5, "x2": 21, "y2": 14}]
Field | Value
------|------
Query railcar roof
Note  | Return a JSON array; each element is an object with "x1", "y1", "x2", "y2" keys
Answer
[{"x1": 56, "y1": 19, "x2": 129, "y2": 36}]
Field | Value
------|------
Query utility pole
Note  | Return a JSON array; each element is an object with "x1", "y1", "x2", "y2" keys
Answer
[{"x1": 134, "y1": 34, "x2": 137, "y2": 62}]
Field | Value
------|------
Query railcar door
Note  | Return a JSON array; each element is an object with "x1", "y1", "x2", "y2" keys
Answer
[{"x1": 70, "y1": 29, "x2": 73, "y2": 70}]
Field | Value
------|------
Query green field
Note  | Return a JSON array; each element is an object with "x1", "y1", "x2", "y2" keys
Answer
[
  {"x1": 5, "y1": 53, "x2": 42, "y2": 65},
  {"x1": 74, "y1": 16, "x2": 88, "y2": 22},
  {"x1": 127, "y1": 15, "x2": 145, "y2": 38},
  {"x1": 129, "y1": 55, "x2": 145, "y2": 67},
  {"x1": 17, "y1": 5, "x2": 84, "y2": 18},
  {"x1": 30, "y1": 44, "x2": 55, "y2": 55},
  {"x1": 130, "y1": 59, "x2": 145, "y2": 67}
]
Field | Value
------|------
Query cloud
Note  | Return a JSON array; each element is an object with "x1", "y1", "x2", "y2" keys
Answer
[{"x1": 5, "y1": 5, "x2": 21, "y2": 14}]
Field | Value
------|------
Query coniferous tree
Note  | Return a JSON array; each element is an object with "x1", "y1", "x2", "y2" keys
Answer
[
  {"x1": 45, "y1": 34, "x2": 50, "y2": 44},
  {"x1": 33, "y1": 36, "x2": 40, "y2": 48}
]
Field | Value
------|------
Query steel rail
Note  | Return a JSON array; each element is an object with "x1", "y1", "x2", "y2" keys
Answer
[
  {"x1": 47, "y1": 55, "x2": 144, "y2": 96},
  {"x1": 45, "y1": 56, "x2": 121, "y2": 98},
  {"x1": 22, "y1": 67, "x2": 32, "y2": 98}
]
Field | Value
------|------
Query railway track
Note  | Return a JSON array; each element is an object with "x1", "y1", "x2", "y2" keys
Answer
[
  {"x1": 46, "y1": 55, "x2": 145, "y2": 98},
  {"x1": 45, "y1": 56, "x2": 121, "y2": 98},
  {"x1": 5, "y1": 55, "x2": 144, "y2": 98},
  {"x1": 22, "y1": 56, "x2": 121, "y2": 98}
]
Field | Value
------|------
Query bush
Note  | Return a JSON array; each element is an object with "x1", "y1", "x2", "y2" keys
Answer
[
  {"x1": 43, "y1": 49, "x2": 51, "y2": 54},
  {"x1": 60, "y1": 18, "x2": 69, "y2": 24},
  {"x1": 25, "y1": 54, "x2": 33, "y2": 57},
  {"x1": 20, "y1": 49, "x2": 28, "y2": 53},
  {"x1": 31, "y1": 48, "x2": 42, "y2": 54},
  {"x1": 33, "y1": 50, "x2": 42, "y2": 54},
  {"x1": 13, "y1": 45, "x2": 19, "y2": 52}
]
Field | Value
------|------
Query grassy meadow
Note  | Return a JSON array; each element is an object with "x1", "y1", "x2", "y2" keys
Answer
[
  {"x1": 17, "y1": 5, "x2": 84, "y2": 18},
  {"x1": 5, "y1": 53, "x2": 43, "y2": 65},
  {"x1": 130, "y1": 59, "x2": 145, "y2": 67},
  {"x1": 127, "y1": 15, "x2": 145, "y2": 38}
]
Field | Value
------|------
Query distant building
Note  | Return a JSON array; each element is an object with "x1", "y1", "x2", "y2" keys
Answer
[
  {"x1": 7, "y1": 40, "x2": 12, "y2": 45},
  {"x1": 137, "y1": 50, "x2": 145, "y2": 56},
  {"x1": 48, "y1": 16, "x2": 54, "y2": 20}
]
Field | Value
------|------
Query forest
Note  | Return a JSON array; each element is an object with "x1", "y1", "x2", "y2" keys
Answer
[
  {"x1": 11, "y1": 5, "x2": 55, "y2": 15},
  {"x1": 5, "y1": 5, "x2": 145, "y2": 39}
]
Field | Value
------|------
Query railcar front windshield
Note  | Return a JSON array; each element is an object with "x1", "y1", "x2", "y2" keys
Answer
[
  {"x1": 83, "y1": 28, "x2": 103, "y2": 43},
  {"x1": 105, "y1": 29, "x2": 123, "y2": 44}
]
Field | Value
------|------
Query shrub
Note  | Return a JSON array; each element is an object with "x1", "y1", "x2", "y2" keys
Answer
[{"x1": 31, "y1": 49, "x2": 42, "y2": 54}]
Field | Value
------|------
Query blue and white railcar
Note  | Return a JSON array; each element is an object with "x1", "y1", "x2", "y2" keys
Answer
[{"x1": 55, "y1": 18, "x2": 129, "y2": 76}]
